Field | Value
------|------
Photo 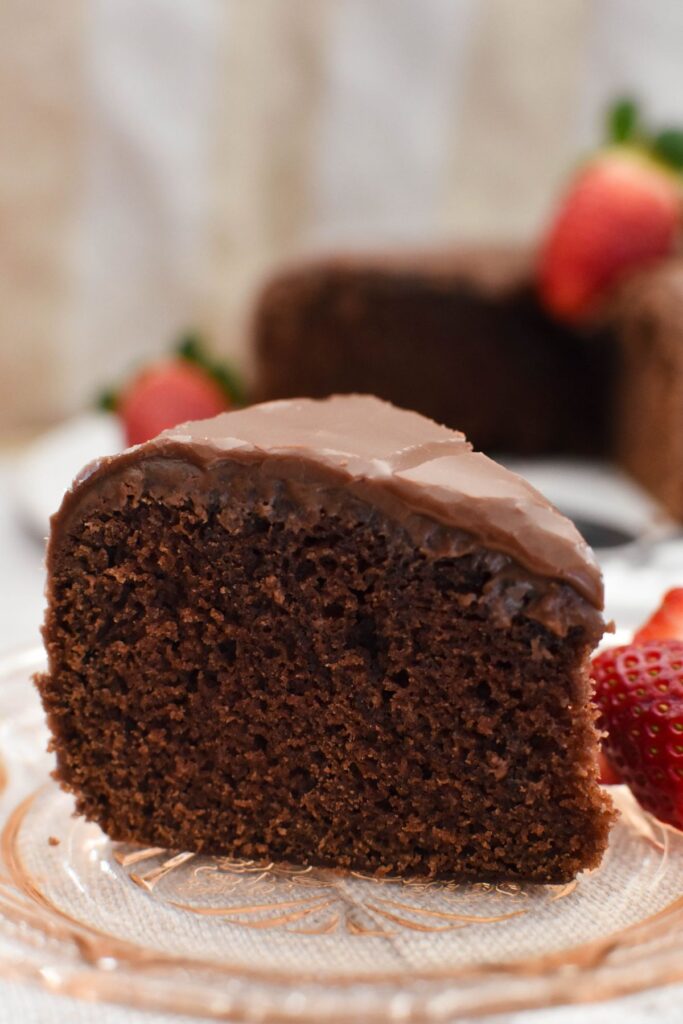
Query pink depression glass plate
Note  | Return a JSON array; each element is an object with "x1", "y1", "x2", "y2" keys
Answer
[{"x1": 1, "y1": 647, "x2": 683, "y2": 1021}]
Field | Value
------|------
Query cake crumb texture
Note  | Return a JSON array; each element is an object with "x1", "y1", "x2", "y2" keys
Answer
[{"x1": 37, "y1": 460, "x2": 612, "y2": 882}]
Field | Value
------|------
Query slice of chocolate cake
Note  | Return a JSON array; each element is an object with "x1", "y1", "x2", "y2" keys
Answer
[{"x1": 37, "y1": 396, "x2": 613, "y2": 882}]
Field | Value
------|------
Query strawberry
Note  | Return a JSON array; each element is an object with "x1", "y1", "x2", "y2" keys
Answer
[
  {"x1": 597, "y1": 749, "x2": 621, "y2": 786},
  {"x1": 100, "y1": 334, "x2": 245, "y2": 447},
  {"x1": 634, "y1": 588, "x2": 683, "y2": 644},
  {"x1": 538, "y1": 99, "x2": 683, "y2": 320},
  {"x1": 539, "y1": 149, "x2": 680, "y2": 319},
  {"x1": 592, "y1": 640, "x2": 683, "y2": 829},
  {"x1": 119, "y1": 360, "x2": 230, "y2": 447}
]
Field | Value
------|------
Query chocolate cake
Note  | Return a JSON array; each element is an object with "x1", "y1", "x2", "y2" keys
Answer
[
  {"x1": 37, "y1": 395, "x2": 613, "y2": 882},
  {"x1": 252, "y1": 248, "x2": 682, "y2": 518},
  {"x1": 253, "y1": 249, "x2": 616, "y2": 456},
  {"x1": 614, "y1": 262, "x2": 683, "y2": 520}
]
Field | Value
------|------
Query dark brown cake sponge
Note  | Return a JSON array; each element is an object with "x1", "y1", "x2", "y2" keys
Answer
[{"x1": 36, "y1": 396, "x2": 613, "y2": 882}]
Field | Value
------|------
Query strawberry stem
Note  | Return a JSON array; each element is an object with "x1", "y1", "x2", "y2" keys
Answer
[
  {"x1": 608, "y1": 97, "x2": 639, "y2": 144},
  {"x1": 605, "y1": 97, "x2": 683, "y2": 176},
  {"x1": 97, "y1": 388, "x2": 118, "y2": 413},
  {"x1": 652, "y1": 129, "x2": 683, "y2": 172},
  {"x1": 176, "y1": 332, "x2": 246, "y2": 406}
]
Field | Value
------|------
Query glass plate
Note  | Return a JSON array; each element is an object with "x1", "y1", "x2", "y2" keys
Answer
[{"x1": 2, "y1": 648, "x2": 683, "y2": 1021}]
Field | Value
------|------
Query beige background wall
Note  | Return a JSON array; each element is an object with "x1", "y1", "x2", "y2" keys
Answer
[{"x1": 1, "y1": 0, "x2": 683, "y2": 429}]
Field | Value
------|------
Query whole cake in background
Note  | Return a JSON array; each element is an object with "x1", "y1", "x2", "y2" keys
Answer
[
  {"x1": 253, "y1": 100, "x2": 683, "y2": 520},
  {"x1": 253, "y1": 247, "x2": 614, "y2": 457},
  {"x1": 36, "y1": 396, "x2": 613, "y2": 883}
]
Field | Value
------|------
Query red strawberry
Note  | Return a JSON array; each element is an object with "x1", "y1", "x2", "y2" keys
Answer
[
  {"x1": 597, "y1": 749, "x2": 621, "y2": 786},
  {"x1": 592, "y1": 640, "x2": 683, "y2": 829},
  {"x1": 120, "y1": 360, "x2": 230, "y2": 446},
  {"x1": 538, "y1": 147, "x2": 680, "y2": 320},
  {"x1": 634, "y1": 588, "x2": 683, "y2": 644}
]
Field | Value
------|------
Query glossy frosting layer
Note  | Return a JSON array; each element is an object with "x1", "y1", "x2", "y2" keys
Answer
[{"x1": 65, "y1": 395, "x2": 602, "y2": 611}]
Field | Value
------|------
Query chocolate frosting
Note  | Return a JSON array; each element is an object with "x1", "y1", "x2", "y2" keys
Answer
[{"x1": 62, "y1": 395, "x2": 602, "y2": 614}]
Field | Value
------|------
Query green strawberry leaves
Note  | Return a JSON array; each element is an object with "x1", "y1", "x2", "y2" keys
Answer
[
  {"x1": 176, "y1": 333, "x2": 246, "y2": 406},
  {"x1": 608, "y1": 98, "x2": 639, "y2": 144},
  {"x1": 653, "y1": 130, "x2": 683, "y2": 172},
  {"x1": 606, "y1": 96, "x2": 683, "y2": 176},
  {"x1": 96, "y1": 332, "x2": 246, "y2": 413},
  {"x1": 97, "y1": 387, "x2": 119, "y2": 412}
]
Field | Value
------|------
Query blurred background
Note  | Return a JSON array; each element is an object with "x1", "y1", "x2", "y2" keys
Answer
[{"x1": 3, "y1": 0, "x2": 683, "y2": 433}]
